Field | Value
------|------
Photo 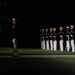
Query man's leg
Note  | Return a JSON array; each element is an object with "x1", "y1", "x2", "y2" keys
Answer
[
  {"x1": 50, "y1": 40, "x2": 53, "y2": 50},
  {"x1": 71, "y1": 39, "x2": 74, "y2": 52},
  {"x1": 54, "y1": 40, "x2": 57, "y2": 51},
  {"x1": 42, "y1": 40, "x2": 45, "y2": 50},
  {"x1": 66, "y1": 40, "x2": 70, "y2": 52},
  {"x1": 46, "y1": 40, "x2": 49, "y2": 50},
  {"x1": 61, "y1": 40, "x2": 64, "y2": 51},
  {"x1": 12, "y1": 38, "x2": 18, "y2": 56},
  {"x1": 60, "y1": 40, "x2": 63, "y2": 51}
]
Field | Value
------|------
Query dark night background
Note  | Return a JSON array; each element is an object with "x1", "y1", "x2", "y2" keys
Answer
[{"x1": 0, "y1": 0, "x2": 75, "y2": 48}]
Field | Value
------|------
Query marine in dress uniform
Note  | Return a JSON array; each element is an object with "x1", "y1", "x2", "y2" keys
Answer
[
  {"x1": 66, "y1": 26, "x2": 70, "y2": 51},
  {"x1": 53, "y1": 28, "x2": 57, "y2": 51},
  {"x1": 11, "y1": 18, "x2": 18, "y2": 57},
  {"x1": 49, "y1": 28, "x2": 53, "y2": 50},
  {"x1": 45, "y1": 29, "x2": 49, "y2": 50},
  {"x1": 70, "y1": 25, "x2": 74, "y2": 52},
  {"x1": 59, "y1": 27, "x2": 64, "y2": 51},
  {"x1": 40, "y1": 29, "x2": 45, "y2": 49}
]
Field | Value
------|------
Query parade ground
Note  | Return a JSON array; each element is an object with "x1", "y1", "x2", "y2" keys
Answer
[{"x1": 0, "y1": 48, "x2": 75, "y2": 74}]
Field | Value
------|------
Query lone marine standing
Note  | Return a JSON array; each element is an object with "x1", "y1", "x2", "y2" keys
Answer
[
  {"x1": 11, "y1": 18, "x2": 18, "y2": 57},
  {"x1": 59, "y1": 27, "x2": 64, "y2": 51}
]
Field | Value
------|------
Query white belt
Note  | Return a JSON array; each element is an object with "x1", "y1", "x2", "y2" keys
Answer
[
  {"x1": 70, "y1": 35, "x2": 73, "y2": 36},
  {"x1": 60, "y1": 36, "x2": 63, "y2": 37},
  {"x1": 66, "y1": 35, "x2": 69, "y2": 37},
  {"x1": 50, "y1": 36, "x2": 52, "y2": 37},
  {"x1": 53, "y1": 36, "x2": 55, "y2": 37}
]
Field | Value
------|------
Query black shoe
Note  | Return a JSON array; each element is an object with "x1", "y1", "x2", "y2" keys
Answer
[{"x1": 12, "y1": 53, "x2": 18, "y2": 57}]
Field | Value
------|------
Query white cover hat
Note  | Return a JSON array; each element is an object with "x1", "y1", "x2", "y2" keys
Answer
[
  {"x1": 66, "y1": 26, "x2": 69, "y2": 28},
  {"x1": 70, "y1": 25, "x2": 74, "y2": 28}
]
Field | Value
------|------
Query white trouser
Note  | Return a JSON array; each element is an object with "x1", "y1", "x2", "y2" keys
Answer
[
  {"x1": 59, "y1": 40, "x2": 63, "y2": 51},
  {"x1": 50, "y1": 40, "x2": 53, "y2": 50},
  {"x1": 42, "y1": 40, "x2": 45, "y2": 50},
  {"x1": 46, "y1": 40, "x2": 49, "y2": 50},
  {"x1": 12, "y1": 38, "x2": 16, "y2": 49},
  {"x1": 53, "y1": 40, "x2": 57, "y2": 51},
  {"x1": 70, "y1": 39, "x2": 74, "y2": 52},
  {"x1": 12, "y1": 38, "x2": 18, "y2": 55},
  {"x1": 66, "y1": 40, "x2": 70, "y2": 51}
]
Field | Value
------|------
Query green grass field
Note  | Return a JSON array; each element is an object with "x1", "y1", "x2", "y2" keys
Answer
[
  {"x1": 0, "y1": 47, "x2": 75, "y2": 55},
  {"x1": 0, "y1": 48, "x2": 75, "y2": 74}
]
